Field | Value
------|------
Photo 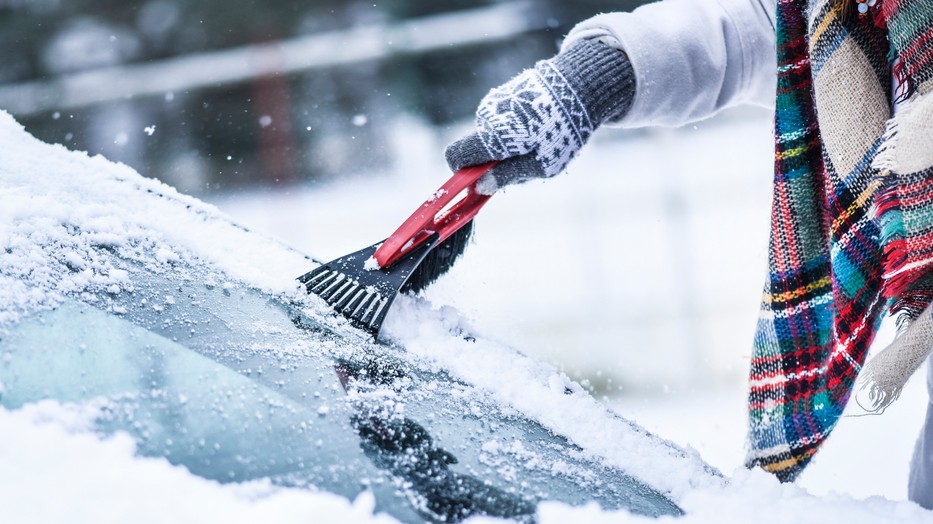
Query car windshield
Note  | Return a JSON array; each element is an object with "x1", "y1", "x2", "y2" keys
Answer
[{"x1": 0, "y1": 260, "x2": 680, "y2": 522}]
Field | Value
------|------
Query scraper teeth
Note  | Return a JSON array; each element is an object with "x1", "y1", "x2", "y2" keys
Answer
[
  {"x1": 358, "y1": 295, "x2": 389, "y2": 328},
  {"x1": 331, "y1": 282, "x2": 360, "y2": 308},
  {"x1": 300, "y1": 235, "x2": 437, "y2": 335},
  {"x1": 325, "y1": 279, "x2": 355, "y2": 304},
  {"x1": 317, "y1": 272, "x2": 347, "y2": 298},
  {"x1": 342, "y1": 287, "x2": 367, "y2": 313},
  {"x1": 301, "y1": 266, "x2": 389, "y2": 332},
  {"x1": 348, "y1": 290, "x2": 374, "y2": 319},
  {"x1": 367, "y1": 297, "x2": 388, "y2": 328},
  {"x1": 300, "y1": 266, "x2": 330, "y2": 284},
  {"x1": 356, "y1": 294, "x2": 382, "y2": 325},
  {"x1": 302, "y1": 268, "x2": 338, "y2": 293}
]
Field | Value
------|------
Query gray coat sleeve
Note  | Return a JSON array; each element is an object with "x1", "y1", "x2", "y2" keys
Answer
[{"x1": 562, "y1": 0, "x2": 777, "y2": 128}]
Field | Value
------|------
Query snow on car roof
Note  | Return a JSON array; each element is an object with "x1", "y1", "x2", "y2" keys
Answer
[
  {"x1": 0, "y1": 110, "x2": 311, "y2": 327},
  {"x1": 1, "y1": 110, "x2": 930, "y2": 523}
]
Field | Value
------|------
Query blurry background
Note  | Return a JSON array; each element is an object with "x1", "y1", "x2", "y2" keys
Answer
[
  {"x1": 0, "y1": 0, "x2": 923, "y2": 501},
  {"x1": 0, "y1": 0, "x2": 641, "y2": 193}
]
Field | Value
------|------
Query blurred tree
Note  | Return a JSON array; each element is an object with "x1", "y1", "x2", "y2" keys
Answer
[{"x1": 0, "y1": 0, "x2": 649, "y2": 193}]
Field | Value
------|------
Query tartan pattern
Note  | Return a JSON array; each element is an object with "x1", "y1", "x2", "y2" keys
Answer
[
  {"x1": 875, "y1": 0, "x2": 933, "y2": 314},
  {"x1": 885, "y1": 0, "x2": 933, "y2": 98},
  {"x1": 875, "y1": 165, "x2": 933, "y2": 313},
  {"x1": 745, "y1": 0, "x2": 932, "y2": 481}
]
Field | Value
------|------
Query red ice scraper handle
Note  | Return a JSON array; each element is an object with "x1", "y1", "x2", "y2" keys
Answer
[{"x1": 373, "y1": 161, "x2": 497, "y2": 269}]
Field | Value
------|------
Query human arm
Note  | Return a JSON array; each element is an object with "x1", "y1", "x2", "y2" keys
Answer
[
  {"x1": 565, "y1": 0, "x2": 776, "y2": 128},
  {"x1": 446, "y1": 0, "x2": 777, "y2": 189}
]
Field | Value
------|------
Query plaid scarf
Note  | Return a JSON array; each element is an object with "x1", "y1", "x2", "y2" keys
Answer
[{"x1": 746, "y1": 0, "x2": 933, "y2": 481}]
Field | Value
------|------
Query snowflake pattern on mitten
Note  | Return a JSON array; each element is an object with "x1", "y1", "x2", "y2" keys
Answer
[{"x1": 475, "y1": 61, "x2": 594, "y2": 178}]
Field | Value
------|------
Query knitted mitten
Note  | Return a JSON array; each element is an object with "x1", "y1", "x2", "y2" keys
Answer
[{"x1": 445, "y1": 39, "x2": 635, "y2": 193}]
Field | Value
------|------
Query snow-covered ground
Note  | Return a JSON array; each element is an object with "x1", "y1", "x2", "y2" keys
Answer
[{"x1": 2, "y1": 106, "x2": 932, "y2": 523}]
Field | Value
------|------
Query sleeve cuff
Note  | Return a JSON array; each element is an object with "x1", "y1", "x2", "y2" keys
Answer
[{"x1": 550, "y1": 39, "x2": 636, "y2": 124}]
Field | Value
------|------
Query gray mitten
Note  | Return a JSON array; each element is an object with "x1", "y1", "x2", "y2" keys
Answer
[{"x1": 446, "y1": 39, "x2": 635, "y2": 193}]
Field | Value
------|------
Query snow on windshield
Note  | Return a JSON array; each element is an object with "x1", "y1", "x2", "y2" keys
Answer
[
  {"x1": 1, "y1": 110, "x2": 931, "y2": 523},
  {"x1": 0, "y1": 401, "x2": 399, "y2": 524}
]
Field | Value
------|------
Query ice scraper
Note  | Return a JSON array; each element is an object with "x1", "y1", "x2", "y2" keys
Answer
[{"x1": 298, "y1": 161, "x2": 497, "y2": 336}]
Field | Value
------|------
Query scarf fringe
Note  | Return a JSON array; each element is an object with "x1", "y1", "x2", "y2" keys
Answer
[
  {"x1": 856, "y1": 371, "x2": 902, "y2": 414},
  {"x1": 871, "y1": 116, "x2": 914, "y2": 300},
  {"x1": 890, "y1": 287, "x2": 933, "y2": 329},
  {"x1": 871, "y1": 116, "x2": 899, "y2": 173},
  {"x1": 858, "y1": 300, "x2": 933, "y2": 413},
  {"x1": 871, "y1": 93, "x2": 933, "y2": 307}
]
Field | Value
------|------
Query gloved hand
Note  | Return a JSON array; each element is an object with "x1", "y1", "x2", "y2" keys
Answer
[{"x1": 445, "y1": 39, "x2": 635, "y2": 194}]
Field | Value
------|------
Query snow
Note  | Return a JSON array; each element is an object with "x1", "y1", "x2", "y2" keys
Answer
[
  {"x1": 530, "y1": 467, "x2": 932, "y2": 523},
  {"x1": 0, "y1": 109, "x2": 311, "y2": 329},
  {"x1": 1, "y1": 106, "x2": 932, "y2": 522},
  {"x1": 0, "y1": 401, "x2": 399, "y2": 524},
  {"x1": 380, "y1": 296, "x2": 719, "y2": 499}
]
